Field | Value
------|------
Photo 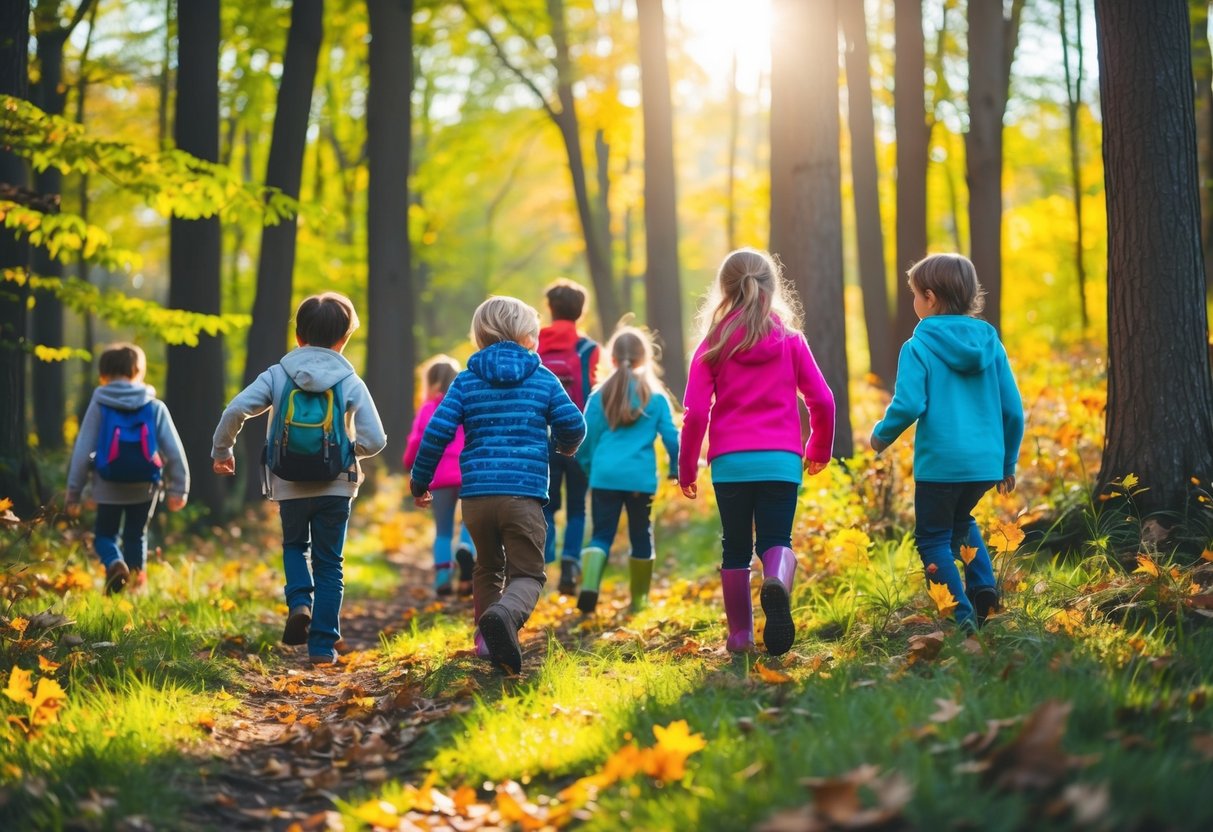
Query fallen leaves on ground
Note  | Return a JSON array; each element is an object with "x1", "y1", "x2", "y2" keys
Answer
[{"x1": 756, "y1": 764, "x2": 912, "y2": 831}]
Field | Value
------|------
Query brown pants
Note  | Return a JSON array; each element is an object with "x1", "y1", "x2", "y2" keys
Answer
[{"x1": 461, "y1": 495, "x2": 547, "y2": 629}]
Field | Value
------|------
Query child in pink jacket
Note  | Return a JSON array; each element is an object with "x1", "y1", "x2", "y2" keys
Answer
[
  {"x1": 680, "y1": 248, "x2": 835, "y2": 656},
  {"x1": 404, "y1": 356, "x2": 476, "y2": 596}
]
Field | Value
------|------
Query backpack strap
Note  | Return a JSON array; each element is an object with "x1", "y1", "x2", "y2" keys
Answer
[{"x1": 575, "y1": 337, "x2": 597, "y2": 397}]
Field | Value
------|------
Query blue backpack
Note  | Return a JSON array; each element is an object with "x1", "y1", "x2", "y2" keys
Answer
[
  {"x1": 265, "y1": 368, "x2": 355, "y2": 482},
  {"x1": 94, "y1": 402, "x2": 163, "y2": 483}
]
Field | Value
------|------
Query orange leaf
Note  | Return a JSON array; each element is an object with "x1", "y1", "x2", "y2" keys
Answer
[
  {"x1": 927, "y1": 581, "x2": 959, "y2": 615},
  {"x1": 754, "y1": 663, "x2": 793, "y2": 685},
  {"x1": 0, "y1": 498, "x2": 12, "y2": 513},
  {"x1": 1134, "y1": 555, "x2": 1160, "y2": 577},
  {"x1": 9, "y1": 617, "x2": 28, "y2": 635},
  {"x1": 30, "y1": 677, "x2": 66, "y2": 726},
  {"x1": 36, "y1": 655, "x2": 60, "y2": 672},
  {"x1": 1200, "y1": 549, "x2": 1213, "y2": 563},
  {"x1": 959, "y1": 545, "x2": 978, "y2": 566}
]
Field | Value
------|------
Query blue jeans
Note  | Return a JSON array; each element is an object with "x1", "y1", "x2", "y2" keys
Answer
[
  {"x1": 279, "y1": 496, "x2": 351, "y2": 658},
  {"x1": 94, "y1": 500, "x2": 155, "y2": 570},
  {"x1": 431, "y1": 486, "x2": 475, "y2": 568},
  {"x1": 714, "y1": 481, "x2": 799, "y2": 570},
  {"x1": 914, "y1": 481, "x2": 998, "y2": 627},
  {"x1": 544, "y1": 449, "x2": 588, "y2": 564},
  {"x1": 589, "y1": 490, "x2": 654, "y2": 560}
]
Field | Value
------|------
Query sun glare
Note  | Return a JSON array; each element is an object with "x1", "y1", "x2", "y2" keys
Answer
[{"x1": 681, "y1": 0, "x2": 774, "y2": 92}]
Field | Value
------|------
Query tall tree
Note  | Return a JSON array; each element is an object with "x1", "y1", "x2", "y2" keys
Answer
[
  {"x1": 636, "y1": 0, "x2": 686, "y2": 396},
  {"x1": 840, "y1": 0, "x2": 894, "y2": 385},
  {"x1": 366, "y1": 0, "x2": 415, "y2": 464},
  {"x1": 965, "y1": 0, "x2": 1024, "y2": 335},
  {"x1": 1094, "y1": 0, "x2": 1213, "y2": 518},
  {"x1": 1190, "y1": 0, "x2": 1213, "y2": 295},
  {"x1": 1060, "y1": 0, "x2": 1088, "y2": 329},
  {"x1": 167, "y1": 0, "x2": 225, "y2": 519},
  {"x1": 0, "y1": 0, "x2": 37, "y2": 513},
  {"x1": 893, "y1": 0, "x2": 928, "y2": 346},
  {"x1": 238, "y1": 0, "x2": 324, "y2": 503},
  {"x1": 29, "y1": 0, "x2": 96, "y2": 451},
  {"x1": 769, "y1": 0, "x2": 852, "y2": 457}
]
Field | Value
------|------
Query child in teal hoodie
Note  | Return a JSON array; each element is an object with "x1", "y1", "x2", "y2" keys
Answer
[
  {"x1": 871, "y1": 253, "x2": 1024, "y2": 629},
  {"x1": 575, "y1": 326, "x2": 679, "y2": 614}
]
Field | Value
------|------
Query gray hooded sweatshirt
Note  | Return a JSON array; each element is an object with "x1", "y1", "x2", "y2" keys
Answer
[
  {"x1": 67, "y1": 381, "x2": 190, "y2": 505},
  {"x1": 211, "y1": 346, "x2": 387, "y2": 501}
]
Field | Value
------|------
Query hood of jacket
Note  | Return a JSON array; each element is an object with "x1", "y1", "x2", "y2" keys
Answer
[
  {"x1": 279, "y1": 346, "x2": 356, "y2": 392},
  {"x1": 911, "y1": 315, "x2": 999, "y2": 374},
  {"x1": 468, "y1": 341, "x2": 541, "y2": 387},
  {"x1": 538, "y1": 319, "x2": 580, "y2": 352},
  {"x1": 94, "y1": 380, "x2": 156, "y2": 410}
]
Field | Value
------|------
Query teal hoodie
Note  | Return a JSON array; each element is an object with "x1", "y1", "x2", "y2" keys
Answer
[
  {"x1": 872, "y1": 315, "x2": 1024, "y2": 482},
  {"x1": 578, "y1": 383, "x2": 679, "y2": 494}
]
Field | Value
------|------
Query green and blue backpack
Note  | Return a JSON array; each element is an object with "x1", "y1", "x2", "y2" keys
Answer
[{"x1": 265, "y1": 367, "x2": 356, "y2": 482}]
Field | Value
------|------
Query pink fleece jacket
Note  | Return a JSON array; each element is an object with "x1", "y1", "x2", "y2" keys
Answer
[
  {"x1": 679, "y1": 315, "x2": 836, "y2": 486},
  {"x1": 403, "y1": 395, "x2": 464, "y2": 490}
]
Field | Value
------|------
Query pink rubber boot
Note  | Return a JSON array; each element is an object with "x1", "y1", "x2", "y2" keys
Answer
[
  {"x1": 473, "y1": 594, "x2": 490, "y2": 659},
  {"x1": 760, "y1": 546, "x2": 797, "y2": 656},
  {"x1": 721, "y1": 568, "x2": 755, "y2": 652}
]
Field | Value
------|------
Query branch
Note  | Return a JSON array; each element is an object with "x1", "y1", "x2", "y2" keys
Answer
[
  {"x1": 64, "y1": 0, "x2": 98, "y2": 37},
  {"x1": 455, "y1": 0, "x2": 561, "y2": 124}
]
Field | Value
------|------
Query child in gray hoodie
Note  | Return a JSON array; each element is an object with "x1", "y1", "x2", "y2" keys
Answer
[
  {"x1": 67, "y1": 343, "x2": 190, "y2": 595},
  {"x1": 211, "y1": 292, "x2": 386, "y2": 665}
]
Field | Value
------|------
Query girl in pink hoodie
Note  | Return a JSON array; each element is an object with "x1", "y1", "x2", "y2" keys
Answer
[
  {"x1": 680, "y1": 248, "x2": 835, "y2": 656},
  {"x1": 404, "y1": 356, "x2": 476, "y2": 596}
]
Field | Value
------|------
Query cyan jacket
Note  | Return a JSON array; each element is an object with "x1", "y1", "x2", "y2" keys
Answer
[
  {"x1": 410, "y1": 341, "x2": 586, "y2": 501},
  {"x1": 872, "y1": 315, "x2": 1024, "y2": 482},
  {"x1": 578, "y1": 383, "x2": 679, "y2": 494}
]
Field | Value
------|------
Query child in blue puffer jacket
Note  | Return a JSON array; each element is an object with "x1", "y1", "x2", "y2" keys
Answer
[
  {"x1": 871, "y1": 253, "x2": 1024, "y2": 630},
  {"x1": 575, "y1": 326, "x2": 679, "y2": 615}
]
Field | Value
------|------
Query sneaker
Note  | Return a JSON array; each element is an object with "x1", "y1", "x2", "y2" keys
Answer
[
  {"x1": 558, "y1": 559, "x2": 580, "y2": 596},
  {"x1": 455, "y1": 547, "x2": 475, "y2": 597},
  {"x1": 104, "y1": 561, "x2": 130, "y2": 595},
  {"x1": 435, "y1": 564, "x2": 454, "y2": 597},
  {"x1": 971, "y1": 587, "x2": 1000, "y2": 627},
  {"x1": 308, "y1": 650, "x2": 338, "y2": 666},
  {"x1": 282, "y1": 605, "x2": 311, "y2": 645},
  {"x1": 477, "y1": 606, "x2": 522, "y2": 673}
]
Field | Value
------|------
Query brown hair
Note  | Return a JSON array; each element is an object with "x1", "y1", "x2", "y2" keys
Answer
[
  {"x1": 422, "y1": 354, "x2": 460, "y2": 396},
  {"x1": 295, "y1": 292, "x2": 360, "y2": 348},
  {"x1": 98, "y1": 343, "x2": 146, "y2": 379},
  {"x1": 906, "y1": 253, "x2": 985, "y2": 316},
  {"x1": 471, "y1": 296, "x2": 541, "y2": 349},
  {"x1": 599, "y1": 326, "x2": 666, "y2": 429},
  {"x1": 545, "y1": 279, "x2": 588, "y2": 322},
  {"x1": 696, "y1": 247, "x2": 802, "y2": 365}
]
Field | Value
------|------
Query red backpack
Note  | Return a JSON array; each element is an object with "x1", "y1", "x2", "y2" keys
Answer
[{"x1": 540, "y1": 336, "x2": 597, "y2": 410}]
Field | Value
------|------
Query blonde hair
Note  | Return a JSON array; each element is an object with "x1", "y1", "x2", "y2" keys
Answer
[
  {"x1": 470, "y1": 296, "x2": 541, "y2": 349},
  {"x1": 695, "y1": 247, "x2": 802, "y2": 365},
  {"x1": 599, "y1": 326, "x2": 667, "y2": 429},
  {"x1": 907, "y1": 253, "x2": 985, "y2": 316},
  {"x1": 421, "y1": 354, "x2": 460, "y2": 397}
]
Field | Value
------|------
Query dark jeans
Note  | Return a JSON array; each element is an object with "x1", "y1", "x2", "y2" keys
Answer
[
  {"x1": 714, "y1": 481, "x2": 799, "y2": 570},
  {"x1": 588, "y1": 489, "x2": 654, "y2": 560},
  {"x1": 93, "y1": 500, "x2": 155, "y2": 570},
  {"x1": 544, "y1": 449, "x2": 588, "y2": 564},
  {"x1": 280, "y1": 495, "x2": 352, "y2": 658},
  {"x1": 914, "y1": 481, "x2": 998, "y2": 626}
]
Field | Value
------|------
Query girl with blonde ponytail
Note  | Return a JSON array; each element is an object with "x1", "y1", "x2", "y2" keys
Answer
[
  {"x1": 680, "y1": 248, "x2": 835, "y2": 656},
  {"x1": 575, "y1": 326, "x2": 679, "y2": 614}
]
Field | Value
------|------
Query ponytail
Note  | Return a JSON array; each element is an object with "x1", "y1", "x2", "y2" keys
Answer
[
  {"x1": 600, "y1": 327, "x2": 656, "y2": 429},
  {"x1": 697, "y1": 248, "x2": 803, "y2": 366}
]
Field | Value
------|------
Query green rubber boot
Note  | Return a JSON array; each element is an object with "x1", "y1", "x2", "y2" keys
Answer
[
  {"x1": 629, "y1": 557, "x2": 654, "y2": 612},
  {"x1": 576, "y1": 547, "x2": 609, "y2": 613}
]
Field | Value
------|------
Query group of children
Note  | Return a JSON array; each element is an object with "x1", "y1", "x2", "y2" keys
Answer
[{"x1": 67, "y1": 248, "x2": 1023, "y2": 671}]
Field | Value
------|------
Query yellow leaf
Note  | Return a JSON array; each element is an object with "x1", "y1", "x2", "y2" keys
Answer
[
  {"x1": 3, "y1": 666, "x2": 34, "y2": 705},
  {"x1": 1134, "y1": 555, "x2": 1160, "y2": 577},
  {"x1": 644, "y1": 720, "x2": 708, "y2": 781},
  {"x1": 352, "y1": 799, "x2": 399, "y2": 829},
  {"x1": 9, "y1": 617, "x2": 28, "y2": 635},
  {"x1": 927, "y1": 581, "x2": 959, "y2": 616},
  {"x1": 959, "y1": 545, "x2": 978, "y2": 566},
  {"x1": 0, "y1": 497, "x2": 11, "y2": 512},
  {"x1": 754, "y1": 663, "x2": 793, "y2": 685},
  {"x1": 995, "y1": 521, "x2": 1026, "y2": 551},
  {"x1": 30, "y1": 677, "x2": 66, "y2": 726},
  {"x1": 652, "y1": 720, "x2": 708, "y2": 756},
  {"x1": 218, "y1": 598, "x2": 236, "y2": 612},
  {"x1": 1122, "y1": 473, "x2": 1139, "y2": 490},
  {"x1": 36, "y1": 655, "x2": 60, "y2": 672}
]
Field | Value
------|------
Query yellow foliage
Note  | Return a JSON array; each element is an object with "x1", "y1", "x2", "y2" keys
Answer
[
  {"x1": 1134, "y1": 555, "x2": 1160, "y2": 578},
  {"x1": 958, "y1": 545, "x2": 978, "y2": 566},
  {"x1": 4, "y1": 666, "x2": 33, "y2": 704},
  {"x1": 926, "y1": 581, "x2": 959, "y2": 616}
]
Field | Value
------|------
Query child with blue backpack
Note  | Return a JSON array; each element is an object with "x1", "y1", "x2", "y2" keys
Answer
[
  {"x1": 67, "y1": 343, "x2": 190, "y2": 595},
  {"x1": 211, "y1": 292, "x2": 386, "y2": 665},
  {"x1": 575, "y1": 326, "x2": 679, "y2": 615}
]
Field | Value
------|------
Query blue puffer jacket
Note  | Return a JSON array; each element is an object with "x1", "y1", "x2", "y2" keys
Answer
[{"x1": 411, "y1": 341, "x2": 586, "y2": 501}]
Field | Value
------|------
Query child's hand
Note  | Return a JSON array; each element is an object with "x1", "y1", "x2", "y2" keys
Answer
[
  {"x1": 997, "y1": 475, "x2": 1016, "y2": 495},
  {"x1": 681, "y1": 482, "x2": 697, "y2": 500},
  {"x1": 213, "y1": 457, "x2": 236, "y2": 476},
  {"x1": 414, "y1": 491, "x2": 433, "y2": 509},
  {"x1": 65, "y1": 502, "x2": 81, "y2": 518},
  {"x1": 166, "y1": 495, "x2": 187, "y2": 512},
  {"x1": 805, "y1": 459, "x2": 828, "y2": 476},
  {"x1": 869, "y1": 434, "x2": 888, "y2": 454}
]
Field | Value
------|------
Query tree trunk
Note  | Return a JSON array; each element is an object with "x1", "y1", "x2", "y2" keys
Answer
[
  {"x1": 1094, "y1": 0, "x2": 1213, "y2": 519},
  {"x1": 1191, "y1": 0, "x2": 1213, "y2": 295},
  {"x1": 167, "y1": 0, "x2": 226, "y2": 520},
  {"x1": 366, "y1": 0, "x2": 415, "y2": 466},
  {"x1": 726, "y1": 49, "x2": 739, "y2": 252},
  {"x1": 636, "y1": 0, "x2": 687, "y2": 396},
  {"x1": 1061, "y1": 0, "x2": 1088, "y2": 329},
  {"x1": 770, "y1": 0, "x2": 852, "y2": 458},
  {"x1": 0, "y1": 0, "x2": 36, "y2": 514},
  {"x1": 840, "y1": 0, "x2": 895, "y2": 386},
  {"x1": 594, "y1": 126, "x2": 612, "y2": 308},
  {"x1": 893, "y1": 0, "x2": 928, "y2": 346},
  {"x1": 965, "y1": 0, "x2": 1007, "y2": 333},
  {"x1": 74, "y1": 1, "x2": 98, "y2": 424},
  {"x1": 239, "y1": 0, "x2": 324, "y2": 504}
]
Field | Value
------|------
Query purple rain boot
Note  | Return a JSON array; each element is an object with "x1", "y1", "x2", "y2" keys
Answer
[
  {"x1": 472, "y1": 594, "x2": 490, "y2": 659},
  {"x1": 760, "y1": 546, "x2": 798, "y2": 656},
  {"x1": 721, "y1": 568, "x2": 755, "y2": 653}
]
